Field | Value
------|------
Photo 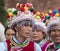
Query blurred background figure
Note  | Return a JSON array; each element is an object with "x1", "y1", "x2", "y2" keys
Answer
[
  {"x1": 0, "y1": 22, "x2": 7, "y2": 51},
  {"x1": 4, "y1": 26, "x2": 16, "y2": 51},
  {"x1": 0, "y1": 22, "x2": 6, "y2": 42}
]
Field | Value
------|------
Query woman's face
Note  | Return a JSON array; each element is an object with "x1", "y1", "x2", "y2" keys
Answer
[
  {"x1": 17, "y1": 25, "x2": 32, "y2": 38},
  {"x1": 31, "y1": 28, "x2": 44, "y2": 43},
  {"x1": 50, "y1": 25, "x2": 60, "y2": 43},
  {"x1": 5, "y1": 29, "x2": 15, "y2": 40}
]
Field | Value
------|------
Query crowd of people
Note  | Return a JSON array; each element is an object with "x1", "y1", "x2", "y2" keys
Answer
[{"x1": 0, "y1": 3, "x2": 60, "y2": 51}]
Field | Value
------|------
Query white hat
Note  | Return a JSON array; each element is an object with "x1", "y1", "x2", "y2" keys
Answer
[
  {"x1": 34, "y1": 21, "x2": 47, "y2": 34},
  {"x1": 10, "y1": 11, "x2": 35, "y2": 28},
  {"x1": 47, "y1": 17, "x2": 60, "y2": 31}
]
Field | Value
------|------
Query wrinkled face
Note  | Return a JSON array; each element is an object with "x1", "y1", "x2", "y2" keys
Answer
[
  {"x1": 16, "y1": 20, "x2": 33, "y2": 38},
  {"x1": 31, "y1": 26, "x2": 44, "y2": 43},
  {"x1": 5, "y1": 29, "x2": 15, "y2": 40},
  {"x1": 17, "y1": 25, "x2": 32, "y2": 38},
  {"x1": 50, "y1": 25, "x2": 60, "y2": 43}
]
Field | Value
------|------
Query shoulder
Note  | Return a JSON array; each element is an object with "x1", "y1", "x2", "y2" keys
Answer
[
  {"x1": 0, "y1": 42, "x2": 7, "y2": 47},
  {"x1": 0, "y1": 42, "x2": 7, "y2": 51},
  {"x1": 45, "y1": 42, "x2": 54, "y2": 51}
]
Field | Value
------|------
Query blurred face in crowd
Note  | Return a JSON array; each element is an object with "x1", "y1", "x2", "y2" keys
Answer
[
  {"x1": 5, "y1": 29, "x2": 15, "y2": 40},
  {"x1": 17, "y1": 20, "x2": 33, "y2": 38},
  {"x1": 31, "y1": 26, "x2": 45, "y2": 43},
  {"x1": 50, "y1": 25, "x2": 60, "y2": 43}
]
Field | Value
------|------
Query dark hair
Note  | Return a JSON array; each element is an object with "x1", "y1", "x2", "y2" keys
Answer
[{"x1": 4, "y1": 26, "x2": 16, "y2": 35}]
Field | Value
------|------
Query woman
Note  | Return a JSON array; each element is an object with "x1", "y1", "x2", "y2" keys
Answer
[
  {"x1": 31, "y1": 21, "x2": 49, "y2": 51},
  {"x1": 46, "y1": 17, "x2": 60, "y2": 51}
]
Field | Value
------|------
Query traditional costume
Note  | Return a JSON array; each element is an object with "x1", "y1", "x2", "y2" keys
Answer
[
  {"x1": 46, "y1": 17, "x2": 60, "y2": 51},
  {"x1": 6, "y1": 4, "x2": 42, "y2": 51},
  {"x1": 33, "y1": 21, "x2": 49, "y2": 51}
]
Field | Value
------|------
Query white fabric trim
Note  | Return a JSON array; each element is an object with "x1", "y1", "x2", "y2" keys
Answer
[
  {"x1": 0, "y1": 23, "x2": 6, "y2": 42},
  {"x1": 45, "y1": 42, "x2": 54, "y2": 51},
  {"x1": 0, "y1": 42, "x2": 7, "y2": 51},
  {"x1": 34, "y1": 21, "x2": 47, "y2": 34},
  {"x1": 47, "y1": 17, "x2": 60, "y2": 31},
  {"x1": 34, "y1": 42, "x2": 42, "y2": 51}
]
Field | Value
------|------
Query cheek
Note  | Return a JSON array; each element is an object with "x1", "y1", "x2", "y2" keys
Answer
[
  {"x1": 5, "y1": 35, "x2": 10, "y2": 39},
  {"x1": 5, "y1": 35, "x2": 9, "y2": 37},
  {"x1": 21, "y1": 28, "x2": 27, "y2": 32},
  {"x1": 38, "y1": 33, "x2": 44, "y2": 39},
  {"x1": 18, "y1": 28, "x2": 24, "y2": 33},
  {"x1": 50, "y1": 33, "x2": 55, "y2": 37},
  {"x1": 30, "y1": 32, "x2": 33, "y2": 34},
  {"x1": 50, "y1": 34, "x2": 56, "y2": 40}
]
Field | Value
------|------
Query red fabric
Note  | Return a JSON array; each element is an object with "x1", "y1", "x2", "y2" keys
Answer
[
  {"x1": 22, "y1": 41, "x2": 34, "y2": 51},
  {"x1": 6, "y1": 39, "x2": 11, "y2": 51},
  {"x1": 41, "y1": 41, "x2": 49, "y2": 51},
  {"x1": 46, "y1": 43, "x2": 55, "y2": 51}
]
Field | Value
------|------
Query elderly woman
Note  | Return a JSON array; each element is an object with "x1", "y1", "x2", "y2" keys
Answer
[
  {"x1": 46, "y1": 17, "x2": 60, "y2": 51},
  {"x1": 6, "y1": 11, "x2": 42, "y2": 51}
]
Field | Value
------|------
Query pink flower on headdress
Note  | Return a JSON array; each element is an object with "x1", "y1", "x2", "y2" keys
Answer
[
  {"x1": 17, "y1": 11, "x2": 21, "y2": 17},
  {"x1": 24, "y1": 11, "x2": 30, "y2": 15}
]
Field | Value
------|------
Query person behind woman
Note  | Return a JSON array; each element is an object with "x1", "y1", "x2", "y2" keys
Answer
[
  {"x1": 31, "y1": 21, "x2": 49, "y2": 51},
  {"x1": 4, "y1": 26, "x2": 16, "y2": 51},
  {"x1": 4, "y1": 27, "x2": 16, "y2": 40}
]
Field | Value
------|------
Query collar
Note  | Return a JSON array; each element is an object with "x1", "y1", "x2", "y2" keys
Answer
[
  {"x1": 54, "y1": 43, "x2": 60, "y2": 50},
  {"x1": 12, "y1": 36, "x2": 29, "y2": 47},
  {"x1": 39, "y1": 39, "x2": 47, "y2": 47}
]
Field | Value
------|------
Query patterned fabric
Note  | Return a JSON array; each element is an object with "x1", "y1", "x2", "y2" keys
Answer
[
  {"x1": 10, "y1": 37, "x2": 30, "y2": 47},
  {"x1": 46, "y1": 42, "x2": 60, "y2": 51},
  {"x1": 42, "y1": 41, "x2": 49, "y2": 51},
  {"x1": 39, "y1": 39, "x2": 49, "y2": 51},
  {"x1": 11, "y1": 41, "x2": 34, "y2": 51},
  {"x1": 6, "y1": 37, "x2": 34, "y2": 51}
]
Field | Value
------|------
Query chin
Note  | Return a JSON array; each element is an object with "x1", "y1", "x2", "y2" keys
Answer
[
  {"x1": 33, "y1": 39, "x2": 39, "y2": 41},
  {"x1": 26, "y1": 36, "x2": 30, "y2": 38}
]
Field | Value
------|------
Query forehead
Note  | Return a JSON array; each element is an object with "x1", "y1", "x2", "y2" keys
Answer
[
  {"x1": 6, "y1": 29, "x2": 15, "y2": 33},
  {"x1": 51, "y1": 25, "x2": 60, "y2": 30},
  {"x1": 17, "y1": 20, "x2": 32, "y2": 26},
  {"x1": 33, "y1": 25, "x2": 43, "y2": 29},
  {"x1": 18, "y1": 25, "x2": 32, "y2": 29},
  {"x1": 11, "y1": 20, "x2": 32, "y2": 27},
  {"x1": 18, "y1": 20, "x2": 32, "y2": 24}
]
